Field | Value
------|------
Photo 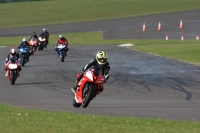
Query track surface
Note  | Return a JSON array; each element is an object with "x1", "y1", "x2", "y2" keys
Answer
[{"x1": 0, "y1": 10, "x2": 200, "y2": 121}]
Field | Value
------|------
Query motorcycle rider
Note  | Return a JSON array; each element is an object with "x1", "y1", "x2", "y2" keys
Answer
[
  {"x1": 18, "y1": 38, "x2": 31, "y2": 62},
  {"x1": 28, "y1": 32, "x2": 38, "y2": 41},
  {"x1": 5, "y1": 48, "x2": 21, "y2": 77},
  {"x1": 55, "y1": 34, "x2": 69, "y2": 55},
  {"x1": 39, "y1": 28, "x2": 49, "y2": 48},
  {"x1": 72, "y1": 51, "x2": 110, "y2": 93}
]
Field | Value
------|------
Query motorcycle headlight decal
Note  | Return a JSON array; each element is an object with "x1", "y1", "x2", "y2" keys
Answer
[
  {"x1": 8, "y1": 64, "x2": 18, "y2": 69},
  {"x1": 86, "y1": 71, "x2": 93, "y2": 81}
]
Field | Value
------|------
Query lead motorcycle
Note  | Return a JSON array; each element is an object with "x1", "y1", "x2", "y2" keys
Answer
[
  {"x1": 4, "y1": 57, "x2": 20, "y2": 85},
  {"x1": 19, "y1": 46, "x2": 29, "y2": 66},
  {"x1": 71, "y1": 68, "x2": 106, "y2": 108}
]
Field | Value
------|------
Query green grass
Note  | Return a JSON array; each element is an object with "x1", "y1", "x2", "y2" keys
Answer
[
  {"x1": 132, "y1": 43, "x2": 200, "y2": 65},
  {"x1": 0, "y1": 0, "x2": 200, "y2": 28},
  {"x1": 0, "y1": 104, "x2": 200, "y2": 133}
]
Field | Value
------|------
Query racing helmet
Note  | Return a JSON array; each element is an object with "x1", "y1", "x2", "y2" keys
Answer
[
  {"x1": 43, "y1": 28, "x2": 46, "y2": 32},
  {"x1": 22, "y1": 38, "x2": 27, "y2": 42},
  {"x1": 32, "y1": 32, "x2": 36, "y2": 36},
  {"x1": 96, "y1": 51, "x2": 107, "y2": 65},
  {"x1": 10, "y1": 48, "x2": 16, "y2": 56},
  {"x1": 59, "y1": 34, "x2": 63, "y2": 39}
]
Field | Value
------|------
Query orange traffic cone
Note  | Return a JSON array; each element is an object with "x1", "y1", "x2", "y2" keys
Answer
[
  {"x1": 142, "y1": 23, "x2": 146, "y2": 32},
  {"x1": 166, "y1": 34, "x2": 168, "y2": 40},
  {"x1": 181, "y1": 35, "x2": 184, "y2": 40},
  {"x1": 196, "y1": 35, "x2": 199, "y2": 40},
  {"x1": 180, "y1": 19, "x2": 183, "y2": 29},
  {"x1": 158, "y1": 21, "x2": 162, "y2": 31}
]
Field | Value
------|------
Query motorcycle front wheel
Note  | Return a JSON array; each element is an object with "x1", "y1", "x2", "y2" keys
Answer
[
  {"x1": 21, "y1": 56, "x2": 25, "y2": 66},
  {"x1": 61, "y1": 51, "x2": 65, "y2": 62},
  {"x1": 10, "y1": 71, "x2": 16, "y2": 85},
  {"x1": 82, "y1": 84, "x2": 96, "y2": 108}
]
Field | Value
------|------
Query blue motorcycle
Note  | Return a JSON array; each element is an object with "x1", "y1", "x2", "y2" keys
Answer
[
  {"x1": 57, "y1": 44, "x2": 67, "y2": 62},
  {"x1": 19, "y1": 46, "x2": 30, "y2": 66}
]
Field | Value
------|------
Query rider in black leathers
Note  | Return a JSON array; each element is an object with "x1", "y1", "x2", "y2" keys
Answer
[
  {"x1": 18, "y1": 38, "x2": 31, "y2": 62},
  {"x1": 28, "y1": 32, "x2": 38, "y2": 41},
  {"x1": 72, "y1": 51, "x2": 110, "y2": 93},
  {"x1": 39, "y1": 28, "x2": 49, "y2": 48}
]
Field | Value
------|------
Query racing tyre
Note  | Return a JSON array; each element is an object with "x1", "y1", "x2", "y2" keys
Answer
[
  {"x1": 82, "y1": 84, "x2": 95, "y2": 108},
  {"x1": 10, "y1": 71, "x2": 16, "y2": 85}
]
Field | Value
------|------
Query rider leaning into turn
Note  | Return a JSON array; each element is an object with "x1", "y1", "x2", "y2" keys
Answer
[
  {"x1": 72, "y1": 51, "x2": 110, "y2": 93},
  {"x1": 55, "y1": 34, "x2": 69, "y2": 54},
  {"x1": 18, "y1": 38, "x2": 31, "y2": 62},
  {"x1": 39, "y1": 28, "x2": 49, "y2": 48},
  {"x1": 5, "y1": 48, "x2": 21, "y2": 77}
]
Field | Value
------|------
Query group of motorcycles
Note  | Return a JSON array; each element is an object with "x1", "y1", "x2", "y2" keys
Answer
[
  {"x1": 4, "y1": 36, "x2": 48, "y2": 85},
  {"x1": 4, "y1": 35, "x2": 105, "y2": 108}
]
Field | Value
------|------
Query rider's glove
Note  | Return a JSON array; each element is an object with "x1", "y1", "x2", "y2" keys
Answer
[
  {"x1": 105, "y1": 74, "x2": 109, "y2": 80},
  {"x1": 104, "y1": 74, "x2": 109, "y2": 83}
]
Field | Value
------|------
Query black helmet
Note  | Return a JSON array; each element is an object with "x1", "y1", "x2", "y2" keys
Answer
[{"x1": 32, "y1": 32, "x2": 36, "y2": 36}]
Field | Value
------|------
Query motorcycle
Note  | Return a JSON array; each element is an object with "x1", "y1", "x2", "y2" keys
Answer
[
  {"x1": 71, "y1": 68, "x2": 106, "y2": 108},
  {"x1": 57, "y1": 44, "x2": 67, "y2": 62},
  {"x1": 4, "y1": 57, "x2": 20, "y2": 85},
  {"x1": 38, "y1": 36, "x2": 46, "y2": 51},
  {"x1": 19, "y1": 46, "x2": 29, "y2": 66},
  {"x1": 28, "y1": 37, "x2": 38, "y2": 55}
]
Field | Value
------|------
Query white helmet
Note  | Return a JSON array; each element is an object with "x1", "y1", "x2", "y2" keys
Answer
[
  {"x1": 59, "y1": 34, "x2": 63, "y2": 39},
  {"x1": 22, "y1": 38, "x2": 26, "y2": 42},
  {"x1": 10, "y1": 48, "x2": 16, "y2": 56},
  {"x1": 43, "y1": 28, "x2": 46, "y2": 31}
]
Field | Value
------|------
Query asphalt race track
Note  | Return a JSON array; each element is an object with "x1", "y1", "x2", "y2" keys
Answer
[{"x1": 0, "y1": 10, "x2": 200, "y2": 121}]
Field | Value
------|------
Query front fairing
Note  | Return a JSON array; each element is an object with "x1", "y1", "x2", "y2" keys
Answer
[
  {"x1": 19, "y1": 47, "x2": 29, "y2": 54},
  {"x1": 57, "y1": 44, "x2": 66, "y2": 51},
  {"x1": 29, "y1": 38, "x2": 37, "y2": 46},
  {"x1": 75, "y1": 69, "x2": 105, "y2": 103}
]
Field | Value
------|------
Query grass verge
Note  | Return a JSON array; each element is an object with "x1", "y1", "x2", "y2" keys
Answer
[
  {"x1": 0, "y1": 0, "x2": 200, "y2": 28},
  {"x1": 0, "y1": 104, "x2": 200, "y2": 133}
]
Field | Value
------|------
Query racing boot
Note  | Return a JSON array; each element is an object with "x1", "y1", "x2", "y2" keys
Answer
[
  {"x1": 71, "y1": 86, "x2": 77, "y2": 96},
  {"x1": 5, "y1": 70, "x2": 8, "y2": 77},
  {"x1": 99, "y1": 86, "x2": 104, "y2": 92}
]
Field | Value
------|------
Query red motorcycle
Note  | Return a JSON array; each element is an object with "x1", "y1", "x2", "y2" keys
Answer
[
  {"x1": 28, "y1": 37, "x2": 38, "y2": 55},
  {"x1": 71, "y1": 68, "x2": 106, "y2": 108},
  {"x1": 5, "y1": 57, "x2": 20, "y2": 85}
]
